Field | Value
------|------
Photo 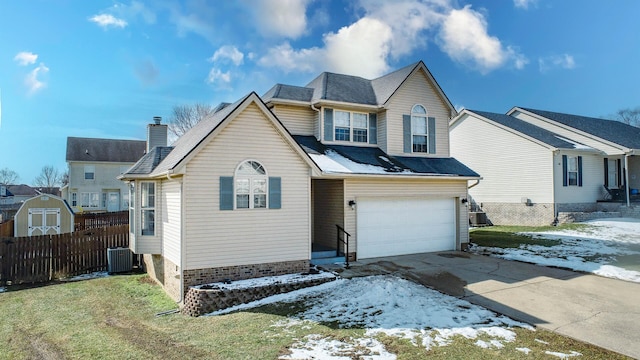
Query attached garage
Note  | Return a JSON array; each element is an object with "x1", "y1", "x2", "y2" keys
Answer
[{"x1": 356, "y1": 197, "x2": 456, "y2": 259}]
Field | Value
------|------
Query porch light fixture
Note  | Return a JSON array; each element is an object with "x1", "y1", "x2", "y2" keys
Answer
[
  {"x1": 461, "y1": 198, "x2": 468, "y2": 204},
  {"x1": 348, "y1": 200, "x2": 356, "y2": 209}
]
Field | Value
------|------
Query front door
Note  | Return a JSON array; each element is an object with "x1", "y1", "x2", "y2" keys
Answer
[{"x1": 107, "y1": 192, "x2": 120, "y2": 212}]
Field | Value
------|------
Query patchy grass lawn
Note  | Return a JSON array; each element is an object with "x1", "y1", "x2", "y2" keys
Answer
[
  {"x1": 0, "y1": 274, "x2": 632, "y2": 359},
  {"x1": 470, "y1": 224, "x2": 590, "y2": 248}
]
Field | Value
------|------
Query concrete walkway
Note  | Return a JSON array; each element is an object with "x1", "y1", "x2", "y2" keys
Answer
[{"x1": 330, "y1": 252, "x2": 640, "y2": 359}]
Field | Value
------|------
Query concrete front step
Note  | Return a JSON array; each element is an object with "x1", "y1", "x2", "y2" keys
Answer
[
  {"x1": 310, "y1": 256, "x2": 347, "y2": 265},
  {"x1": 312, "y1": 249, "x2": 341, "y2": 259}
]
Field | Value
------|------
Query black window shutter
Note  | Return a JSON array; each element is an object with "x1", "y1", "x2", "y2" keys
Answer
[
  {"x1": 220, "y1": 176, "x2": 234, "y2": 210},
  {"x1": 368, "y1": 113, "x2": 377, "y2": 144},
  {"x1": 578, "y1": 156, "x2": 583, "y2": 187},
  {"x1": 403, "y1": 114, "x2": 411, "y2": 153},
  {"x1": 324, "y1": 108, "x2": 333, "y2": 142},
  {"x1": 428, "y1": 117, "x2": 436, "y2": 154},
  {"x1": 604, "y1": 158, "x2": 609, "y2": 188},
  {"x1": 562, "y1": 155, "x2": 568, "y2": 187},
  {"x1": 268, "y1": 177, "x2": 281, "y2": 209}
]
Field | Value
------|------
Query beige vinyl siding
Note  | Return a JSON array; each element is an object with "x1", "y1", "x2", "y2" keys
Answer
[
  {"x1": 450, "y1": 114, "x2": 555, "y2": 204},
  {"x1": 68, "y1": 161, "x2": 134, "y2": 212},
  {"x1": 377, "y1": 111, "x2": 388, "y2": 153},
  {"x1": 183, "y1": 103, "x2": 310, "y2": 270},
  {"x1": 312, "y1": 179, "x2": 344, "y2": 248},
  {"x1": 272, "y1": 104, "x2": 316, "y2": 136},
  {"x1": 343, "y1": 178, "x2": 469, "y2": 252},
  {"x1": 511, "y1": 111, "x2": 625, "y2": 155},
  {"x1": 385, "y1": 69, "x2": 451, "y2": 157},
  {"x1": 161, "y1": 179, "x2": 181, "y2": 265},
  {"x1": 553, "y1": 151, "x2": 606, "y2": 203}
]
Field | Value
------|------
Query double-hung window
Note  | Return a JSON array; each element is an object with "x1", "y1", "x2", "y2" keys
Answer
[
  {"x1": 334, "y1": 110, "x2": 368, "y2": 143},
  {"x1": 141, "y1": 182, "x2": 155, "y2": 235},
  {"x1": 567, "y1": 156, "x2": 578, "y2": 186},
  {"x1": 129, "y1": 183, "x2": 135, "y2": 235},
  {"x1": 607, "y1": 159, "x2": 618, "y2": 188},
  {"x1": 411, "y1": 105, "x2": 428, "y2": 153},
  {"x1": 80, "y1": 192, "x2": 99, "y2": 207},
  {"x1": 84, "y1": 165, "x2": 95, "y2": 180},
  {"x1": 235, "y1": 161, "x2": 267, "y2": 209},
  {"x1": 71, "y1": 192, "x2": 77, "y2": 207}
]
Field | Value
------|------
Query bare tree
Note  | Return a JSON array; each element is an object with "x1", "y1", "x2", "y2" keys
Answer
[
  {"x1": 615, "y1": 107, "x2": 640, "y2": 127},
  {"x1": 0, "y1": 167, "x2": 19, "y2": 184},
  {"x1": 168, "y1": 103, "x2": 216, "y2": 138},
  {"x1": 33, "y1": 165, "x2": 63, "y2": 188}
]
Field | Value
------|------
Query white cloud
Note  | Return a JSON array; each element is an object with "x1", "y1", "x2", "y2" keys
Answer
[
  {"x1": 25, "y1": 63, "x2": 49, "y2": 95},
  {"x1": 438, "y1": 5, "x2": 527, "y2": 73},
  {"x1": 165, "y1": 2, "x2": 218, "y2": 43},
  {"x1": 210, "y1": 46, "x2": 244, "y2": 66},
  {"x1": 259, "y1": 0, "x2": 525, "y2": 77},
  {"x1": 514, "y1": 0, "x2": 537, "y2": 9},
  {"x1": 14, "y1": 51, "x2": 38, "y2": 66},
  {"x1": 89, "y1": 14, "x2": 128, "y2": 28},
  {"x1": 539, "y1": 54, "x2": 576, "y2": 73},
  {"x1": 249, "y1": 0, "x2": 311, "y2": 38},
  {"x1": 207, "y1": 68, "x2": 231, "y2": 85}
]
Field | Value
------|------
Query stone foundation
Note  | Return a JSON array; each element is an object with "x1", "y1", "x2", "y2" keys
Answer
[
  {"x1": 182, "y1": 272, "x2": 337, "y2": 317},
  {"x1": 182, "y1": 259, "x2": 310, "y2": 291},
  {"x1": 480, "y1": 202, "x2": 555, "y2": 226}
]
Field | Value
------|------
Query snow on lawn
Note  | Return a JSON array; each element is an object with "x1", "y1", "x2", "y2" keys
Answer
[
  {"x1": 0, "y1": 287, "x2": 5, "y2": 293},
  {"x1": 210, "y1": 275, "x2": 532, "y2": 359},
  {"x1": 471, "y1": 218, "x2": 640, "y2": 283}
]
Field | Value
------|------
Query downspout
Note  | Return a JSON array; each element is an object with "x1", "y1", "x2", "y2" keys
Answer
[
  {"x1": 625, "y1": 153, "x2": 631, "y2": 207},
  {"x1": 467, "y1": 179, "x2": 481, "y2": 189}
]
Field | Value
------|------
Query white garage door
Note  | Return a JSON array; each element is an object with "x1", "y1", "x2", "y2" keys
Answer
[{"x1": 357, "y1": 197, "x2": 456, "y2": 259}]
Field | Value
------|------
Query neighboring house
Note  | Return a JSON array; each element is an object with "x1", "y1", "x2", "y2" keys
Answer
[
  {"x1": 14, "y1": 194, "x2": 74, "y2": 237},
  {"x1": 0, "y1": 184, "x2": 40, "y2": 223},
  {"x1": 450, "y1": 108, "x2": 640, "y2": 226},
  {"x1": 120, "y1": 61, "x2": 480, "y2": 302},
  {"x1": 63, "y1": 118, "x2": 165, "y2": 213}
]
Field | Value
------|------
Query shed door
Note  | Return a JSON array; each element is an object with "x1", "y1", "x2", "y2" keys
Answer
[
  {"x1": 28, "y1": 208, "x2": 61, "y2": 236},
  {"x1": 356, "y1": 197, "x2": 456, "y2": 259}
]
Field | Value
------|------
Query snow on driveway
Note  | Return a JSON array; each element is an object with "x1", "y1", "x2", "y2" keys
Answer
[
  {"x1": 210, "y1": 275, "x2": 531, "y2": 359},
  {"x1": 471, "y1": 218, "x2": 640, "y2": 283}
]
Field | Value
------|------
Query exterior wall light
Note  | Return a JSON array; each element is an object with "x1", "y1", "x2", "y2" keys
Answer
[{"x1": 348, "y1": 200, "x2": 356, "y2": 210}]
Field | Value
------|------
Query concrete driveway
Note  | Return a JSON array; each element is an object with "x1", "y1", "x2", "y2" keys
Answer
[{"x1": 331, "y1": 252, "x2": 640, "y2": 359}]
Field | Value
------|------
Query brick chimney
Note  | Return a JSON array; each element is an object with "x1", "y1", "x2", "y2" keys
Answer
[{"x1": 147, "y1": 116, "x2": 168, "y2": 152}]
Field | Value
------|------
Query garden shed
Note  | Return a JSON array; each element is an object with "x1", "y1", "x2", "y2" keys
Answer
[{"x1": 14, "y1": 194, "x2": 75, "y2": 237}]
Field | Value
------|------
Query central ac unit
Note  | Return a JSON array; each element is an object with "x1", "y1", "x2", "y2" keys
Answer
[{"x1": 107, "y1": 247, "x2": 132, "y2": 274}]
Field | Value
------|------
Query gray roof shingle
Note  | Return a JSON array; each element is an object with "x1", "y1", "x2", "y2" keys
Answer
[
  {"x1": 468, "y1": 110, "x2": 579, "y2": 149},
  {"x1": 520, "y1": 108, "x2": 640, "y2": 149},
  {"x1": 263, "y1": 84, "x2": 314, "y2": 102},
  {"x1": 294, "y1": 135, "x2": 479, "y2": 177},
  {"x1": 66, "y1": 137, "x2": 146, "y2": 163},
  {"x1": 125, "y1": 146, "x2": 174, "y2": 175}
]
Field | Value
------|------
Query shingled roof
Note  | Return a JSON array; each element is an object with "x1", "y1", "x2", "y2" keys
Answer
[
  {"x1": 519, "y1": 108, "x2": 640, "y2": 149},
  {"x1": 66, "y1": 137, "x2": 147, "y2": 163},
  {"x1": 466, "y1": 110, "x2": 582, "y2": 149}
]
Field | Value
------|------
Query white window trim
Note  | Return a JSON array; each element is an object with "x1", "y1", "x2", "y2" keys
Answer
[
  {"x1": 411, "y1": 104, "x2": 429, "y2": 153},
  {"x1": 234, "y1": 160, "x2": 268, "y2": 210},
  {"x1": 140, "y1": 181, "x2": 156, "y2": 236},
  {"x1": 334, "y1": 110, "x2": 369, "y2": 143},
  {"x1": 80, "y1": 192, "x2": 99, "y2": 208}
]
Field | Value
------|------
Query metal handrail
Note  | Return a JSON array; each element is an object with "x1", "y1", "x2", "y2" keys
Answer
[{"x1": 335, "y1": 224, "x2": 351, "y2": 268}]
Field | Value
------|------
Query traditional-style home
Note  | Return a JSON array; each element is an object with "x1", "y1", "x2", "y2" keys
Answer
[
  {"x1": 62, "y1": 118, "x2": 166, "y2": 213},
  {"x1": 120, "y1": 61, "x2": 480, "y2": 302},
  {"x1": 450, "y1": 108, "x2": 640, "y2": 226}
]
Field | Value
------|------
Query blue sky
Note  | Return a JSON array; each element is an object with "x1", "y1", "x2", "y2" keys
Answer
[{"x1": 1, "y1": 0, "x2": 639, "y2": 184}]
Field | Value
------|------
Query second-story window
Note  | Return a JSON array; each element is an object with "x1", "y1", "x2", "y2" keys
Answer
[
  {"x1": 334, "y1": 110, "x2": 368, "y2": 143},
  {"x1": 411, "y1": 105, "x2": 428, "y2": 153},
  {"x1": 84, "y1": 165, "x2": 95, "y2": 180}
]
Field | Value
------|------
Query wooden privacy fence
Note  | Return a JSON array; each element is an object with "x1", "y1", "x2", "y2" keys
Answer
[
  {"x1": 75, "y1": 211, "x2": 129, "y2": 231},
  {"x1": 0, "y1": 225, "x2": 129, "y2": 286},
  {"x1": 0, "y1": 219, "x2": 13, "y2": 237}
]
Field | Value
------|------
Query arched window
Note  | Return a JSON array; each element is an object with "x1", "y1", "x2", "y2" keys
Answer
[
  {"x1": 235, "y1": 160, "x2": 267, "y2": 209},
  {"x1": 411, "y1": 104, "x2": 428, "y2": 153}
]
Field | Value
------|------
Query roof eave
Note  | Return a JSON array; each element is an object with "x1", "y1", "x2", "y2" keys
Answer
[
  {"x1": 316, "y1": 172, "x2": 480, "y2": 180},
  {"x1": 311, "y1": 99, "x2": 383, "y2": 111}
]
